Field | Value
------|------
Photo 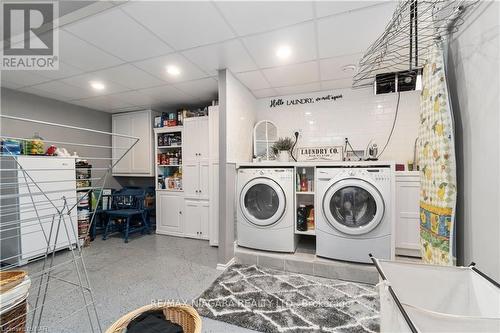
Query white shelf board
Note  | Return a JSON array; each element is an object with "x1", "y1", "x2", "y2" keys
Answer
[
  {"x1": 296, "y1": 191, "x2": 315, "y2": 195},
  {"x1": 157, "y1": 145, "x2": 182, "y2": 149},
  {"x1": 157, "y1": 164, "x2": 182, "y2": 167},
  {"x1": 295, "y1": 229, "x2": 316, "y2": 236},
  {"x1": 154, "y1": 126, "x2": 183, "y2": 133}
]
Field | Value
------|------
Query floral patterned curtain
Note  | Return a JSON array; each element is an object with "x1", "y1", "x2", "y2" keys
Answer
[{"x1": 418, "y1": 42, "x2": 457, "y2": 265}]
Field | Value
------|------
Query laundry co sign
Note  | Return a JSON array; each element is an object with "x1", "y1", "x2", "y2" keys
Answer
[{"x1": 297, "y1": 146, "x2": 343, "y2": 162}]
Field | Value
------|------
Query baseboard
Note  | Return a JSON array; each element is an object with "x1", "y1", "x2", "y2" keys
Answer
[{"x1": 216, "y1": 257, "x2": 236, "y2": 271}]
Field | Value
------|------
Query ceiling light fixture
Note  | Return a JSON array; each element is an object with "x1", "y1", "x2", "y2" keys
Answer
[
  {"x1": 90, "y1": 81, "x2": 105, "y2": 91},
  {"x1": 342, "y1": 64, "x2": 357, "y2": 73},
  {"x1": 166, "y1": 65, "x2": 181, "y2": 76},
  {"x1": 276, "y1": 45, "x2": 292, "y2": 59}
]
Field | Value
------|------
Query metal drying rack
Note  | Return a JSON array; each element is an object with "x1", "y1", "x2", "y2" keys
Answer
[
  {"x1": 0, "y1": 114, "x2": 139, "y2": 333},
  {"x1": 352, "y1": 0, "x2": 481, "y2": 88}
]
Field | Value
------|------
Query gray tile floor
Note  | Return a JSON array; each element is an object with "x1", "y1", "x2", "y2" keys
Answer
[{"x1": 25, "y1": 234, "x2": 258, "y2": 333}]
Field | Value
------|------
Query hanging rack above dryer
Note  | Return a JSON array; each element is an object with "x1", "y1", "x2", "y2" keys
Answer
[{"x1": 352, "y1": 0, "x2": 480, "y2": 89}]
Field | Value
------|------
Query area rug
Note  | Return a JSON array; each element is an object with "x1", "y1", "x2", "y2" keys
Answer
[{"x1": 195, "y1": 264, "x2": 380, "y2": 332}]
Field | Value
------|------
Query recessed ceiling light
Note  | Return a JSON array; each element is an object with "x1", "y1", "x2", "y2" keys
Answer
[
  {"x1": 90, "y1": 81, "x2": 105, "y2": 91},
  {"x1": 166, "y1": 65, "x2": 181, "y2": 76},
  {"x1": 276, "y1": 45, "x2": 292, "y2": 59},
  {"x1": 342, "y1": 64, "x2": 357, "y2": 73},
  {"x1": 305, "y1": 111, "x2": 312, "y2": 116},
  {"x1": 309, "y1": 120, "x2": 315, "y2": 125}
]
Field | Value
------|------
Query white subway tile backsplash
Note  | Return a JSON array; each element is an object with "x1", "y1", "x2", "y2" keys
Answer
[{"x1": 256, "y1": 87, "x2": 420, "y2": 163}]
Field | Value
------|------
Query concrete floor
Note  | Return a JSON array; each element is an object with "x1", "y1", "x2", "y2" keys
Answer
[{"x1": 25, "y1": 234, "x2": 258, "y2": 333}]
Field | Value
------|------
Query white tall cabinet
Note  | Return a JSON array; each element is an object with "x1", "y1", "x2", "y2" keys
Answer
[
  {"x1": 395, "y1": 171, "x2": 421, "y2": 257},
  {"x1": 156, "y1": 107, "x2": 218, "y2": 244},
  {"x1": 112, "y1": 110, "x2": 156, "y2": 176}
]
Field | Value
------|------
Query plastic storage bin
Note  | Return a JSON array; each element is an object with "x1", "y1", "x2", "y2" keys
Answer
[{"x1": 371, "y1": 256, "x2": 500, "y2": 332}]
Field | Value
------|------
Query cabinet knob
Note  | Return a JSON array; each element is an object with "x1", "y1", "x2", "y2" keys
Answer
[{"x1": 179, "y1": 211, "x2": 182, "y2": 215}]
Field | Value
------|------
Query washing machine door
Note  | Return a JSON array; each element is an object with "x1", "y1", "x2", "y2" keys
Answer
[
  {"x1": 322, "y1": 178, "x2": 384, "y2": 235},
  {"x1": 240, "y1": 177, "x2": 286, "y2": 227}
]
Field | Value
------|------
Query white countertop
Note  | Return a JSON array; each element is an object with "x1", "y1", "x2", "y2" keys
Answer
[{"x1": 236, "y1": 160, "x2": 396, "y2": 168}]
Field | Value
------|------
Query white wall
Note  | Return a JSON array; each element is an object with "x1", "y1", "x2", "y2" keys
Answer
[
  {"x1": 447, "y1": 2, "x2": 500, "y2": 279},
  {"x1": 225, "y1": 71, "x2": 257, "y2": 163},
  {"x1": 256, "y1": 87, "x2": 420, "y2": 163}
]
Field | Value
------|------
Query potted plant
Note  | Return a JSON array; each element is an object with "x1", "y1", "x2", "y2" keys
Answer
[{"x1": 272, "y1": 137, "x2": 294, "y2": 162}]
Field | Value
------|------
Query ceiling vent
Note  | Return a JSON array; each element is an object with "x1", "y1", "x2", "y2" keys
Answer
[{"x1": 374, "y1": 69, "x2": 422, "y2": 95}]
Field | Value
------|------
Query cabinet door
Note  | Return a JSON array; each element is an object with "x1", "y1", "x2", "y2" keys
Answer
[
  {"x1": 198, "y1": 162, "x2": 209, "y2": 199},
  {"x1": 183, "y1": 119, "x2": 198, "y2": 162},
  {"x1": 199, "y1": 200, "x2": 210, "y2": 240},
  {"x1": 183, "y1": 162, "x2": 199, "y2": 198},
  {"x1": 208, "y1": 162, "x2": 219, "y2": 246},
  {"x1": 130, "y1": 111, "x2": 151, "y2": 175},
  {"x1": 208, "y1": 106, "x2": 219, "y2": 163},
  {"x1": 183, "y1": 199, "x2": 200, "y2": 239},
  {"x1": 112, "y1": 115, "x2": 132, "y2": 174},
  {"x1": 395, "y1": 180, "x2": 420, "y2": 251},
  {"x1": 157, "y1": 193, "x2": 183, "y2": 235},
  {"x1": 197, "y1": 117, "x2": 209, "y2": 162}
]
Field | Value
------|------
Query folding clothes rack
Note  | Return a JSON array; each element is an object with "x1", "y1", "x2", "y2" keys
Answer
[
  {"x1": 352, "y1": 0, "x2": 480, "y2": 88},
  {"x1": 0, "y1": 115, "x2": 139, "y2": 332}
]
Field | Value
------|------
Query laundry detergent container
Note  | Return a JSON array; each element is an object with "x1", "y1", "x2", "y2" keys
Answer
[{"x1": 372, "y1": 258, "x2": 500, "y2": 332}]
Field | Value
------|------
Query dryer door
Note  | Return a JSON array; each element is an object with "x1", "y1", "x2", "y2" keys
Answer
[
  {"x1": 240, "y1": 177, "x2": 286, "y2": 227},
  {"x1": 322, "y1": 178, "x2": 385, "y2": 235}
]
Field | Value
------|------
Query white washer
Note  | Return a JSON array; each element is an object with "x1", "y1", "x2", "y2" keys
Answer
[
  {"x1": 237, "y1": 167, "x2": 297, "y2": 252},
  {"x1": 315, "y1": 166, "x2": 394, "y2": 263}
]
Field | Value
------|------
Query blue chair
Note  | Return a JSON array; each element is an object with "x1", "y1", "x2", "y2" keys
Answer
[{"x1": 102, "y1": 188, "x2": 149, "y2": 243}]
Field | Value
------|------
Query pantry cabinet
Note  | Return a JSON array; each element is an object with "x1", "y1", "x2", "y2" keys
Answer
[
  {"x1": 156, "y1": 192, "x2": 183, "y2": 236},
  {"x1": 183, "y1": 117, "x2": 209, "y2": 199},
  {"x1": 112, "y1": 110, "x2": 156, "y2": 176},
  {"x1": 183, "y1": 199, "x2": 209, "y2": 240},
  {"x1": 395, "y1": 172, "x2": 421, "y2": 257}
]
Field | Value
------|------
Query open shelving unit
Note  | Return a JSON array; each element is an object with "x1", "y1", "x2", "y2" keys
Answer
[
  {"x1": 294, "y1": 166, "x2": 316, "y2": 236},
  {"x1": 154, "y1": 126, "x2": 183, "y2": 192}
]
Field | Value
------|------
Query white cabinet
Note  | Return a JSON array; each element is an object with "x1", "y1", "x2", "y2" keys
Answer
[
  {"x1": 395, "y1": 172, "x2": 421, "y2": 257},
  {"x1": 184, "y1": 199, "x2": 209, "y2": 240},
  {"x1": 112, "y1": 110, "x2": 156, "y2": 176},
  {"x1": 156, "y1": 192, "x2": 183, "y2": 236},
  {"x1": 183, "y1": 117, "x2": 209, "y2": 199}
]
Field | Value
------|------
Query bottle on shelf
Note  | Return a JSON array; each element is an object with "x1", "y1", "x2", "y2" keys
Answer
[
  {"x1": 297, "y1": 204, "x2": 308, "y2": 231},
  {"x1": 306, "y1": 205, "x2": 315, "y2": 230},
  {"x1": 300, "y1": 168, "x2": 308, "y2": 192}
]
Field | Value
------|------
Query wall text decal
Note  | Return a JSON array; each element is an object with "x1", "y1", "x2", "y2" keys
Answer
[
  {"x1": 296, "y1": 146, "x2": 343, "y2": 161},
  {"x1": 269, "y1": 93, "x2": 343, "y2": 108}
]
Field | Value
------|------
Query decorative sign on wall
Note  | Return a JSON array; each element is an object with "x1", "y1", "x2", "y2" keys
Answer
[
  {"x1": 269, "y1": 93, "x2": 343, "y2": 108},
  {"x1": 297, "y1": 146, "x2": 343, "y2": 161}
]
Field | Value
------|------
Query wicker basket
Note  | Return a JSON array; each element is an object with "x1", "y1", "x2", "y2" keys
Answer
[
  {"x1": 106, "y1": 303, "x2": 201, "y2": 333},
  {"x1": 0, "y1": 271, "x2": 26, "y2": 294},
  {"x1": 0, "y1": 299, "x2": 27, "y2": 333}
]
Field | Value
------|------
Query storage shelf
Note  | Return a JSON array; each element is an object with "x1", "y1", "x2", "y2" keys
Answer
[
  {"x1": 157, "y1": 164, "x2": 182, "y2": 167},
  {"x1": 156, "y1": 189, "x2": 183, "y2": 192},
  {"x1": 296, "y1": 191, "x2": 315, "y2": 195},
  {"x1": 157, "y1": 145, "x2": 182, "y2": 149},
  {"x1": 154, "y1": 126, "x2": 183, "y2": 133},
  {"x1": 295, "y1": 229, "x2": 316, "y2": 236}
]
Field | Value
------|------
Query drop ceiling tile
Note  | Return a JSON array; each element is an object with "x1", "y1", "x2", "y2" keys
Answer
[
  {"x1": 71, "y1": 95, "x2": 135, "y2": 112},
  {"x1": 242, "y1": 22, "x2": 317, "y2": 68},
  {"x1": 235, "y1": 71, "x2": 270, "y2": 90},
  {"x1": 122, "y1": 1, "x2": 234, "y2": 50},
  {"x1": 19, "y1": 86, "x2": 71, "y2": 102},
  {"x1": 1, "y1": 71, "x2": 51, "y2": 87},
  {"x1": 110, "y1": 106, "x2": 145, "y2": 114},
  {"x1": 107, "y1": 90, "x2": 156, "y2": 107},
  {"x1": 58, "y1": 30, "x2": 124, "y2": 71},
  {"x1": 174, "y1": 78, "x2": 218, "y2": 101},
  {"x1": 137, "y1": 85, "x2": 194, "y2": 105},
  {"x1": 314, "y1": 1, "x2": 388, "y2": 18},
  {"x1": 262, "y1": 61, "x2": 319, "y2": 87},
  {"x1": 319, "y1": 53, "x2": 363, "y2": 81},
  {"x1": 181, "y1": 40, "x2": 257, "y2": 76},
  {"x1": 34, "y1": 61, "x2": 84, "y2": 80},
  {"x1": 320, "y1": 78, "x2": 353, "y2": 90},
  {"x1": 61, "y1": 73, "x2": 130, "y2": 96},
  {"x1": 84, "y1": 64, "x2": 165, "y2": 90},
  {"x1": 215, "y1": 1, "x2": 314, "y2": 36},
  {"x1": 134, "y1": 53, "x2": 208, "y2": 84},
  {"x1": 275, "y1": 82, "x2": 322, "y2": 96},
  {"x1": 317, "y1": 4, "x2": 394, "y2": 58},
  {"x1": 21, "y1": 81, "x2": 91, "y2": 101},
  {"x1": 64, "y1": 8, "x2": 172, "y2": 62},
  {"x1": 252, "y1": 88, "x2": 277, "y2": 98}
]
